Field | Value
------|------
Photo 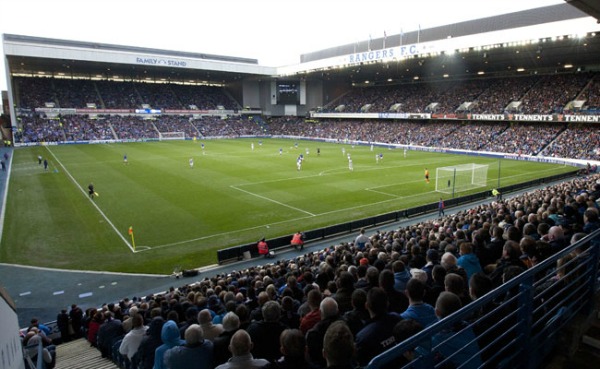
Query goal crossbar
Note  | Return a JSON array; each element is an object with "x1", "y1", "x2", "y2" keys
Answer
[
  {"x1": 435, "y1": 163, "x2": 488, "y2": 194},
  {"x1": 158, "y1": 132, "x2": 186, "y2": 141}
]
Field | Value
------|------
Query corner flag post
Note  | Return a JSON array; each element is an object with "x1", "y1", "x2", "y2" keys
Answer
[{"x1": 128, "y1": 226, "x2": 135, "y2": 251}]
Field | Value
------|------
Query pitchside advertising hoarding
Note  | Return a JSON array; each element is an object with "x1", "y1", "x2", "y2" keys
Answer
[{"x1": 312, "y1": 111, "x2": 600, "y2": 122}]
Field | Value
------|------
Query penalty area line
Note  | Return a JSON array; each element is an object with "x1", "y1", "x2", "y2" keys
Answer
[
  {"x1": 230, "y1": 185, "x2": 316, "y2": 216},
  {"x1": 45, "y1": 146, "x2": 136, "y2": 253}
]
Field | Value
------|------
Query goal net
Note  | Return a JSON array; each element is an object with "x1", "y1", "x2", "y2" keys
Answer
[
  {"x1": 435, "y1": 163, "x2": 488, "y2": 194},
  {"x1": 158, "y1": 132, "x2": 186, "y2": 141}
]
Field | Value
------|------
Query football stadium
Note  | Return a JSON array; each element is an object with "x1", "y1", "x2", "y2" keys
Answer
[{"x1": 2, "y1": 1, "x2": 600, "y2": 369}]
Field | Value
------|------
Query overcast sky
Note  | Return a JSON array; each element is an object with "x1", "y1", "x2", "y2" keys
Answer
[{"x1": 1, "y1": 0, "x2": 565, "y2": 91}]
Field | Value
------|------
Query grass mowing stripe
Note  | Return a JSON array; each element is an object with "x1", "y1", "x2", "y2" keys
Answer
[
  {"x1": 45, "y1": 145, "x2": 135, "y2": 252},
  {"x1": 1, "y1": 139, "x2": 576, "y2": 274}
]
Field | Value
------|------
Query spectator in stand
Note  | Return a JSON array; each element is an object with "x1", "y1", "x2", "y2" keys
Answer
[
  {"x1": 246, "y1": 300, "x2": 288, "y2": 362},
  {"x1": 333, "y1": 271, "x2": 355, "y2": 314},
  {"x1": 265, "y1": 328, "x2": 312, "y2": 369},
  {"x1": 29, "y1": 318, "x2": 52, "y2": 337},
  {"x1": 299, "y1": 289, "x2": 322, "y2": 334},
  {"x1": 445, "y1": 273, "x2": 472, "y2": 308},
  {"x1": 421, "y1": 249, "x2": 440, "y2": 286},
  {"x1": 489, "y1": 242, "x2": 526, "y2": 287},
  {"x1": 306, "y1": 297, "x2": 340, "y2": 367},
  {"x1": 432, "y1": 292, "x2": 483, "y2": 369},
  {"x1": 279, "y1": 296, "x2": 300, "y2": 330},
  {"x1": 342, "y1": 288, "x2": 369, "y2": 337},
  {"x1": 323, "y1": 321, "x2": 356, "y2": 369},
  {"x1": 178, "y1": 306, "x2": 199, "y2": 339},
  {"x1": 163, "y1": 324, "x2": 214, "y2": 369},
  {"x1": 87, "y1": 311, "x2": 104, "y2": 347},
  {"x1": 118, "y1": 313, "x2": 147, "y2": 366},
  {"x1": 136, "y1": 315, "x2": 165, "y2": 369},
  {"x1": 215, "y1": 329, "x2": 269, "y2": 369},
  {"x1": 456, "y1": 242, "x2": 483, "y2": 281},
  {"x1": 583, "y1": 208, "x2": 600, "y2": 234},
  {"x1": 440, "y1": 252, "x2": 469, "y2": 287},
  {"x1": 355, "y1": 228, "x2": 370, "y2": 250},
  {"x1": 96, "y1": 311, "x2": 124, "y2": 359},
  {"x1": 213, "y1": 312, "x2": 241, "y2": 366},
  {"x1": 56, "y1": 309, "x2": 71, "y2": 343},
  {"x1": 392, "y1": 260, "x2": 411, "y2": 293},
  {"x1": 425, "y1": 265, "x2": 447, "y2": 306},
  {"x1": 198, "y1": 309, "x2": 224, "y2": 341},
  {"x1": 154, "y1": 320, "x2": 185, "y2": 369},
  {"x1": 24, "y1": 332, "x2": 56, "y2": 369},
  {"x1": 399, "y1": 279, "x2": 437, "y2": 328},
  {"x1": 379, "y1": 269, "x2": 409, "y2": 313},
  {"x1": 355, "y1": 287, "x2": 402, "y2": 366}
]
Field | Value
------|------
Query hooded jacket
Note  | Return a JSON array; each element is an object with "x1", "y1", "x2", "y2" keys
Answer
[
  {"x1": 457, "y1": 253, "x2": 483, "y2": 281},
  {"x1": 153, "y1": 320, "x2": 185, "y2": 369}
]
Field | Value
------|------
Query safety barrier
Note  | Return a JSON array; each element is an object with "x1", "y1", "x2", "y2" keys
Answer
[{"x1": 366, "y1": 229, "x2": 600, "y2": 369}]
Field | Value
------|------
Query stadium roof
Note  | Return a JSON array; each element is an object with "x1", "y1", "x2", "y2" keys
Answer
[
  {"x1": 3, "y1": 3, "x2": 600, "y2": 87},
  {"x1": 3, "y1": 34, "x2": 274, "y2": 86},
  {"x1": 566, "y1": 0, "x2": 600, "y2": 20},
  {"x1": 285, "y1": 3, "x2": 600, "y2": 85}
]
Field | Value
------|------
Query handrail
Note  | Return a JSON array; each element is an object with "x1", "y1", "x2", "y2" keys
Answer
[{"x1": 366, "y1": 229, "x2": 600, "y2": 369}]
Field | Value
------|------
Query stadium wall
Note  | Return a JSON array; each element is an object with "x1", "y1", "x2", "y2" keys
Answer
[{"x1": 0, "y1": 287, "x2": 25, "y2": 369}]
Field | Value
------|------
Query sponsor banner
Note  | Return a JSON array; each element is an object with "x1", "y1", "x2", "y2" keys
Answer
[
  {"x1": 76, "y1": 109, "x2": 131, "y2": 114},
  {"x1": 312, "y1": 112, "x2": 430, "y2": 120},
  {"x1": 34, "y1": 108, "x2": 77, "y2": 114},
  {"x1": 135, "y1": 57, "x2": 187, "y2": 67},
  {"x1": 135, "y1": 108, "x2": 162, "y2": 114},
  {"x1": 468, "y1": 114, "x2": 505, "y2": 121},
  {"x1": 431, "y1": 113, "x2": 458, "y2": 120},
  {"x1": 164, "y1": 109, "x2": 210, "y2": 115},
  {"x1": 563, "y1": 115, "x2": 600, "y2": 123},
  {"x1": 507, "y1": 114, "x2": 555, "y2": 122}
]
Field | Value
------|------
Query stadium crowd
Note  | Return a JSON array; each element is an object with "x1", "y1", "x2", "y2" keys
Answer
[
  {"x1": 13, "y1": 72, "x2": 599, "y2": 116},
  {"x1": 319, "y1": 72, "x2": 596, "y2": 115},
  {"x1": 13, "y1": 71, "x2": 600, "y2": 368},
  {"x1": 14, "y1": 115, "x2": 600, "y2": 161},
  {"x1": 25, "y1": 171, "x2": 600, "y2": 369}
]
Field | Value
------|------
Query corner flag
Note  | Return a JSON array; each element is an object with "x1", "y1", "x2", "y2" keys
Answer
[{"x1": 128, "y1": 226, "x2": 136, "y2": 251}]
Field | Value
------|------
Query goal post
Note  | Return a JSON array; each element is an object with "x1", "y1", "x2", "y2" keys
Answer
[
  {"x1": 435, "y1": 163, "x2": 489, "y2": 195},
  {"x1": 158, "y1": 132, "x2": 186, "y2": 141}
]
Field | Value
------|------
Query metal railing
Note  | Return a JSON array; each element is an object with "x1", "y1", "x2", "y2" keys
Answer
[{"x1": 367, "y1": 229, "x2": 600, "y2": 369}]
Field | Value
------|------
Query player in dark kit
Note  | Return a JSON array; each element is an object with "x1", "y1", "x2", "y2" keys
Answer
[{"x1": 88, "y1": 183, "x2": 95, "y2": 199}]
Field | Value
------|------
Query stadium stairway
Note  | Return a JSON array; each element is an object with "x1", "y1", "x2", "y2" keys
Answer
[{"x1": 55, "y1": 339, "x2": 118, "y2": 369}]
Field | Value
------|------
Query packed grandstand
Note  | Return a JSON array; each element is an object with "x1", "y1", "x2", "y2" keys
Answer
[{"x1": 3, "y1": 2, "x2": 600, "y2": 369}]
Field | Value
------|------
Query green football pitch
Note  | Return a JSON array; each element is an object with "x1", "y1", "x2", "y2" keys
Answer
[{"x1": 0, "y1": 138, "x2": 575, "y2": 274}]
